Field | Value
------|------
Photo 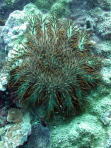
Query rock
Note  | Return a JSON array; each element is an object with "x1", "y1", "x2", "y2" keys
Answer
[
  {"x1": 88, "y1": 92, "x2": 111, "y2": 125},
  {"x1": 1, "y1": 10, "x2": 28, "y2": 51},
  {"x1": 69, "y1": 0, "x2": 98, "y2": 12},
  {"x1": 0, "y1": 27, "x2": 7, "y2": 91},
  {"x1": 0, "y1": 106, "x2": 8, "y2": 127},
  {"x1": 106, "y1": 128, "x2": 111, "y2": 148},
  {"x1": 95, "y1": 40, "x2": 111, "y2": 56},
  {"x1": 51, "y1": 114, "x2": 105, "y2": 148},
  {"x1": 0, "y1": 112, "x2": 31, "y2": 148},
  {"x1": 101, "y1": 66, "x2": 111, "y2": 84},
  {"x1": 97, "y1": 0, "x2": 111, "y2": 10},
  {"x1": 69, "y1": 0, "x2": 111, "y2": 41},
  {"x1": 95, "y1": 12, "x2": 111, "y2": 40},
  {"x1": 86, "y1": 87, "x2": 111, "y2": 148},
  {"x1": 0, "y1": 72, "x2": 8, "y2": 91},
  {"x1": 25, "y1": 123, "x2": 50, "y2": 148},
  {"x1": 7, "y1": 108, "x2": 23, "y2": 123}
]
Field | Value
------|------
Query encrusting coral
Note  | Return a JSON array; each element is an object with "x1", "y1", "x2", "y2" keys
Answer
[{"x1": 7, "y1": 14, "x2": 102, "y2": 119}]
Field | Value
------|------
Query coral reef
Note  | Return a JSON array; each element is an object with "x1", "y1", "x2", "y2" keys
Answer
[
  {"x1": 0, "y1": 1, "x2": 111, "y2": 147},
  {"x1": 7, "y1": 108, "x2": 23, "y2": 123},
  {"x1": 34, "y1": 0, "x2": 70, "y2": 17},
  {"x1": 7, "y1": 14, "x2": 102, "y2": 119},
  {"x1": 51, "y1": 114, "x2": 105, "y2": 148},
  {"x1": 25, "y1": 123, "x2": 50, "y2": 148},
  {"x1": 0, "y1": 113, "x2": 31, "y2": 148}
]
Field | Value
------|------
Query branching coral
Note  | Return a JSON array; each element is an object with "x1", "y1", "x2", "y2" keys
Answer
[{"x1": 7, "y1": 14, "x2": 102, "y2": 119}]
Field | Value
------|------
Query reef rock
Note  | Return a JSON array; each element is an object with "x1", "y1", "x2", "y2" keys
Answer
[
  {"x1": 7, "y1": 108, "x2": 23, "y2": 123},
  {"x1": 0, "y1": 112, "x2": 31, "y2": 148},
  {"x1": 51, "y1": 114, "x2": 105, "y2": 148},
  {"x1": 26, "y1": 123, "x2": 50, "y2": 148},
  {"x1": 95, "y1": 12, "x2": 111, "y2": 40},
  {"x1": 97, "y1": 0, "x2": 111, "y2": 10},
  {"x1": 0, "y1": 106, "x2": 8, "y2": 127}
]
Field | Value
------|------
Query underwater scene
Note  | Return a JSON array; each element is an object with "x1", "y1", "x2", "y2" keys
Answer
[{"x1": 0, "y1": 0, "x2": 111, "y2": 148}]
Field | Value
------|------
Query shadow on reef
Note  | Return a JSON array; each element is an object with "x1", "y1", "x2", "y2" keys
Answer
[
  {"x1": 0, "y1": 90, "x2": 11, "y2": 127},
  {"x1": 17, "y1": 123, "x2": 50, "y2": 148},
  {"x1": 0, "y1": 88, "x2": 22, "y2": 126}
]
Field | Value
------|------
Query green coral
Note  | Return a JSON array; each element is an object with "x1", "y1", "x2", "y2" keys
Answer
[{"x1": 7, "y1": 15, "x2": 102, "y2": 119}]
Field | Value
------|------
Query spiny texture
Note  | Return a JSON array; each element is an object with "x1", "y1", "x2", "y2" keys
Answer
[{"x1": 8, "y1": 15, "x2": 102, "y2": 119}]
